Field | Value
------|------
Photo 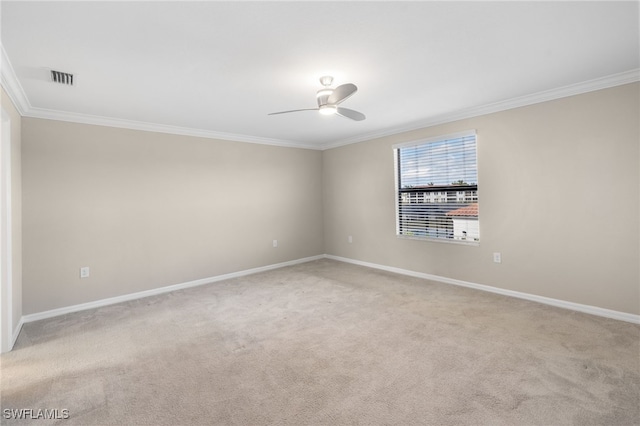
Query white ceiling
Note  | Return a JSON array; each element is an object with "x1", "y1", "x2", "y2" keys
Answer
[{"x1": 1, "y1": 1, "x2": 638, "y2": 149}]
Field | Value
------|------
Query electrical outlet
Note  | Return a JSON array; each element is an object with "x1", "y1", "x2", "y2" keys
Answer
[
  {"x1": 273, "y1": 239, "x2": 278, "y2": 248},
  {"x1": 493, "y1": 253, "x2": 502, "y2": 264},
  {"x1": 80, "y1": 266, "x2": 90, "y2": 278},
  {"x1": 348, "y1": 235, "x2": 353, "y2": 243}
]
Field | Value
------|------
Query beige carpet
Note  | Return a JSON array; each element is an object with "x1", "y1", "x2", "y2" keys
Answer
[{"x1": 1, "y1": 259, "x2": 639, "y2": 425}]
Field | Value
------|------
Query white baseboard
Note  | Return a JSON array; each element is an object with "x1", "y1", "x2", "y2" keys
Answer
[
  {"x1": 11, "y1": 317, "x2": 23, "y2": 349},
  {"x1": 325, "y1": 255, "x2": 640, "y2": 325},
  {"x1": 18, "y1": 253, "x2": 640, "y2": 327},
  {"x1": 22, "y1": 255, "x2": 325, "y2": 324}
]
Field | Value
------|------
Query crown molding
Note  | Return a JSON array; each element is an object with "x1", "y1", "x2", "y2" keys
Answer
[
  {"x1": 321, "y1": 68, "x2": 640, "y2": 150},
  {"x1": 2, "y1": 41, "x2": 637, "y2": 152},
  {"x1": 1, "y1": 41, "x2": 319, "y2": 150},
  {"x1": 0, "y1": 44, "x2": 30, "y2": 115},
  {"x1": 24, "y1": 107, "x2": 322, "y2": 150}
]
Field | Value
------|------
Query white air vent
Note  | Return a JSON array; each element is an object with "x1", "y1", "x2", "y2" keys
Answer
[{"x1": 50, "y1": 70, "x2": 74, "y2": 86}]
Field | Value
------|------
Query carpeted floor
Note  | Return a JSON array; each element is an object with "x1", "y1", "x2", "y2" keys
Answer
[{"x1": 1, "y1": 259, "x2": 639, "y2": 425}]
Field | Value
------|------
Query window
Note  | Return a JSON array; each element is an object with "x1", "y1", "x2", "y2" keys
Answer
[{"x1": 394, "y1": 131, "x2": 479, "y2": 243}]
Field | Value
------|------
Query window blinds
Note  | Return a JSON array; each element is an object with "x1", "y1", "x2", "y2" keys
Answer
[{"x1": 394, "y1": 131, "x2": 479, "y2": 242}]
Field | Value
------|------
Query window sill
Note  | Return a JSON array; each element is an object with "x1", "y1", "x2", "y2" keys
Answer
[{"x1": 396, "y1": 234, "x2": 480, "y2": 247}]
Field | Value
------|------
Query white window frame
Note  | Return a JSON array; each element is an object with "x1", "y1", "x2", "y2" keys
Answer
[{"x1": 393, "y1": 130, "x2": 479, "y2": 246}]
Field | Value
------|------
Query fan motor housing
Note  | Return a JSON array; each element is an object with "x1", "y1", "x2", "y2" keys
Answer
[{"x1": 316, "y1": 88, "x2": 333, "y2": 107}]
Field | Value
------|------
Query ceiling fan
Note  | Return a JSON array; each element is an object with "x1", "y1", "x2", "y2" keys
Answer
[{"x1": 268, "y1": 76, "x2": 366, "y2": 121}]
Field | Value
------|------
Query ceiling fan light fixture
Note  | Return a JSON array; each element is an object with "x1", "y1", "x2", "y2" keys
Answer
[
  {"x1": 319, "y1": 105, "x2": 337, "y2": 116},
  {"x1": 268, "y1": 75, "x2": 364, "y2": 121}
]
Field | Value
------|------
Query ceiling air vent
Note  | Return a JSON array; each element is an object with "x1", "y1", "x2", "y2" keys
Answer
[{"x1": 50, "y1": 70, "x2": 74, "y2": 86}]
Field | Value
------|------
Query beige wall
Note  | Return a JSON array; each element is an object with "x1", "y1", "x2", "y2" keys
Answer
[
  {"x1": 19, "y1": 82, "x2": 640, "y2": 317},
  {"x1": 22, "y1": 119, "x2": 324, "y2": 314},
  {"x1": 323, "y1": 83, "x2": 640, "y2": 315},
  {"x1": 1, "y1": 87, "x2": 23, "y2": 339}
]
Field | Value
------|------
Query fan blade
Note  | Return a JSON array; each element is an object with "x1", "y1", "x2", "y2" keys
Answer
[
  {"x1": 268, "y1": 108, "x2": 318, "y2": 115},
  {"x1": 327, "y1": 83, "x2": 357, "y2": 105},
  {"x1": 336, "y1": 107, "x2": 366, "y2": 121}
]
